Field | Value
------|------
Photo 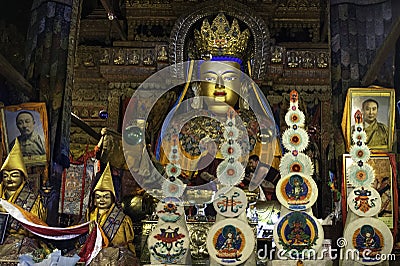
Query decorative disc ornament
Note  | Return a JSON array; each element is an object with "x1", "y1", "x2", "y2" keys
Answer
[
  {"x1": 156, "y1": 197, "x2": 185, "y2": 222},
  {"x1": 279, "y1": 153, "x2": 314, "y2": 177},
  {"x1": 206, "y1": 218, "x2": 255, "y2": 265},
  {"x1": 348, "y1": 186, "x2": 381, "y2": 217},
  {"x1": 148, "y1": 222, "x2": 190, "y2": 264},
  {"x1": 343, "y1": 218, "x2": 393, "y2": 265},
  {"x1": 213, "y1": 187, "x2": 248, "y2": 217},
  {"x1": 285, "y1": 109, "x2": 305, "y2": 128},
  {"x1": 273, "y1": 211, "x2": 323, "y2": 259},
  {"x1": 350, "y1": 145, "x2": 370, "y2": 163},
  {"x1": 347, "y1": 163, "x2": 375, "y2": 187},
  {"x1": 162, "y1": 178, "x2": 185, "y2": 198},
  {"x1": 276, "y1": 172, "x2": 318, "y2": 211},
  {"x1": 221, "y1": 142, "x2": 242, "y2": 160},
  {"x1": 352, "y1": 130, "x2": 367, "y2": 145},
  {"x1": 166, "y1": 163, "x2": 182, "y2": 177},
  {"x1": 282, "y1": 128, "x2": 309, "y2": 152},
  {"x1": 217, "y1": 161, "x2": 245, "y2": 186}
]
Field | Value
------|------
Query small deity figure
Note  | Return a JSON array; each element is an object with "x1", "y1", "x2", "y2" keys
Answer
[
  {"x1": 287, "y1": 174, "x2": 306, "y2": 201},
  {"x1": 302, "y1": 52, "x2": 314, "y2": 68},
  {"x1": 316, "y1": 52, "x2": 328, "y2": 68},
  {"x1": 83, "y1": 53, "x2": 95, "y2": 67},
  {"x1": 99, "y1": 49, "x2": 110, "y2": 65},
  {"x1": 143, "y1": 50, "x2": 154, "y2": 65},
  {"x1": 127, "y1": 49, "x2": 140, "y2": 65},
  {"x1": 113, "y1": 49, "x2": 126, "y2": 65},
  {"x1": 271, "y1": 46, "x2": 283, "y2": 63},
  {"x1": 287, "y1": 213, "x2": 310, "y2": 246},
  {"x1": 157, "y1": 46, "x2": 168, "y2": 61},
  {"x1": 287, "y1": 51, "x2": 299, "y2": 68},
  {"x1": 357, "y1": 225, "x2": 380, "y2": 251},
  {"x1": 216, "y1": 225, "x2": 242, "y2": 259}
]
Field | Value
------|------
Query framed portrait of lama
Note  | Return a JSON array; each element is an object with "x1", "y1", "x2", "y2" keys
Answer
[
  {"x1": 343, "y1": 87, "x2": 395, "y2": 152},
  {"x1": 1, "y1": 102, "x2": 49, "y2": 166}
]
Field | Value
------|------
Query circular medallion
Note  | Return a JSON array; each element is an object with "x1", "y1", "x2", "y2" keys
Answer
[
  {"x1": 213, "y1": 187, "x2": 248, "y2": 218},
  {"x1": 148, "y1": 222, "x2": 190, "y2": 264},
  {"x1": 162, "y1": 178, "x2": 185, "y2": 198},
  {"x1": 285, "y1": 109, "x2": 305, "y2": 128},
  {"x1": 217, "y1": 161, "x2": 245, "y2": 186},
  {"x1": 347, "y1": 163, "x2": 375, "y2": 187},
  {"x1": 273, "y1": 211, "x2": 323, "y2": 259},
  {"x1": 156, "y1": 197, "x2": 185, "y2": 222},
  {"x1": 279, "y1": 153, "x2": 314, "y2": 177},
  {"x1": 343, "y1": 218, "x2": 393, "y2": 265},
  {"x1": 206, "y1": 218, "x2": 255, "y2": 265},
  {"x1": 282, "y1": 128, "x2": 309, "y2": 152},
  {"x1": 348, "y1": 186, "x2": 381, "y2": 217},
  {"x1": 276, "y1": 172, "x2": 318, "y2": 211}
]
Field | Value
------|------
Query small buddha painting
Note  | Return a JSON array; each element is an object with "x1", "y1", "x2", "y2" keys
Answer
[
  {"x1": 214, "y1": 225, "x2": 243, "y2": 260},
  {"x1": 277, "y1": 212, "x2": 319, "y2": 255},
  {"x1": 285, "y1": 174, "x2": 308, "y2": 202},
  {"x1": 354, "y1": 225, "x2": 384, "y2": 261}
]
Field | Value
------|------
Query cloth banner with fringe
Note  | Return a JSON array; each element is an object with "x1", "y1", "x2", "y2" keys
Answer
[{"x1": 0, "y1": 199, "x2": 105, "y2": 265}]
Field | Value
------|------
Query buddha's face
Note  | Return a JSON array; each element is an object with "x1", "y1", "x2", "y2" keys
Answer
[
  {"x1": 2, "y1": 170, "x2": 23, "y2": 191},
  {"x1": 200, "y1": 61, "x2": 241, "y2": 113},
  {"x1": 94, "y1": 190, "x2": 113, "y2": 210}
]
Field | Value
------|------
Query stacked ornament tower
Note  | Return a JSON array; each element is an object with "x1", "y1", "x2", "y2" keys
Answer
[
  {"x1": 341, "y1": 110, "x2": 393, "y2": 266},
  {"x1": 147, "y1": 133, "x2": 192, "y2": 265},
  {"x1": 206, "y1": 109, "x2": 256, "y2": 266},
  {"x1": 273, "y1": 90, "x2": 324, "y2": 263}
]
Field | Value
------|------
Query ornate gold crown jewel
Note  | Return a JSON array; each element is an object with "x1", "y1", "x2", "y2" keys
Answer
[{"x1": 194, "y1": 13, "x2": 250, "y2": 59}]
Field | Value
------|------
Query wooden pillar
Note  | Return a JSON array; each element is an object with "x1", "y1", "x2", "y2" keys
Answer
[{"x1": 25, "y1": 0, "x2": 82, "y2": 225}]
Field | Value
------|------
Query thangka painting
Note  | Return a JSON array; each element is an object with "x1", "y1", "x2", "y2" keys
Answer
[{"x1": 60, "y1": 159, "x2": 95, "y2": 217}]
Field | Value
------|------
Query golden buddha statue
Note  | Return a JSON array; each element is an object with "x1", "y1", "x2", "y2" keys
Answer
[
  {"x1": 167, "y1": 13, "x2": 279, "y2": 190},
  {"x1": 0, "y1": 139, "x2": 47, "y2": 259},
  {"x1": 85, "y1": 163, "x2": 138, "y2": 265}
]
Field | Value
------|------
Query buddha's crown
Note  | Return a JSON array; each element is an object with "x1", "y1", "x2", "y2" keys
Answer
[{"x1": 194, "y1": 13, "x2": 250, "y2": 60}]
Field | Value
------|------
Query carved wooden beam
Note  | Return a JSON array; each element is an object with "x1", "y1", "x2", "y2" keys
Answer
[
  {"x1": 0, "y1": 53, "x2": 36, "y2": 99},
  {"x1": 99, "y1": 0, "x2": 127, "y2": 41},
  {"x1": 361, "y1": 16, "x2": 400, "y2": 86},
  {"x1": 71, "y1": 112, "x2": 101, "y2": 141}
]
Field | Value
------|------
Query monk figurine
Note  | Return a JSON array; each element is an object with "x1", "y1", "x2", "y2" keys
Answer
[
  {"x1": 85, "y1": 163, "x2": 138, "y2": 265},
  {"x1": 0, "y1": 139, "x2": 47, "y2": 259}
]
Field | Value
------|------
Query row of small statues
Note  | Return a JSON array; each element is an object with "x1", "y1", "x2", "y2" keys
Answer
[
  {"x1": 0, "y1": 140, "x2": 139, "y2": 265},
  {"x1": 83, "y1": 46, "x2": 168, "y2": 67}
]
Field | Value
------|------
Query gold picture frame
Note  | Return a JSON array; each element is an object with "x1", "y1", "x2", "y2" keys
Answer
[
  {"x1": 342, "y1": 154, "x2": 398, "y2": 233},
  {"x1": 343, "y1": 87, "x2": 395, "y2": 152},
  {"x1": 1, "y1": 102, "x2": 49, "y2": 166}
]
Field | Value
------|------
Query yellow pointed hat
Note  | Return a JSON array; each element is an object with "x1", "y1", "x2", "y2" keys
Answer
[
  {"x1": 1, "y1": 138, "x2": 28, "y2": 178},
  {"x1": 94, "y1": 163, "x2": 115, "y2": 198}
]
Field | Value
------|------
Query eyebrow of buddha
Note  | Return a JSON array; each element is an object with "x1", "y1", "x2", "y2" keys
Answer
[{"x1": 202, "y1": 70, "x2": 238, "y2": 75}]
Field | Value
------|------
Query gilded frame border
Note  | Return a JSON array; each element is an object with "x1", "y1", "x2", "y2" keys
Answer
[
  {"x1": 1, "y1": 102, "x2": 49, "y2": 166},
  {"x1": 345, "y1": 87, "x2": 395, "y2": 152}
]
